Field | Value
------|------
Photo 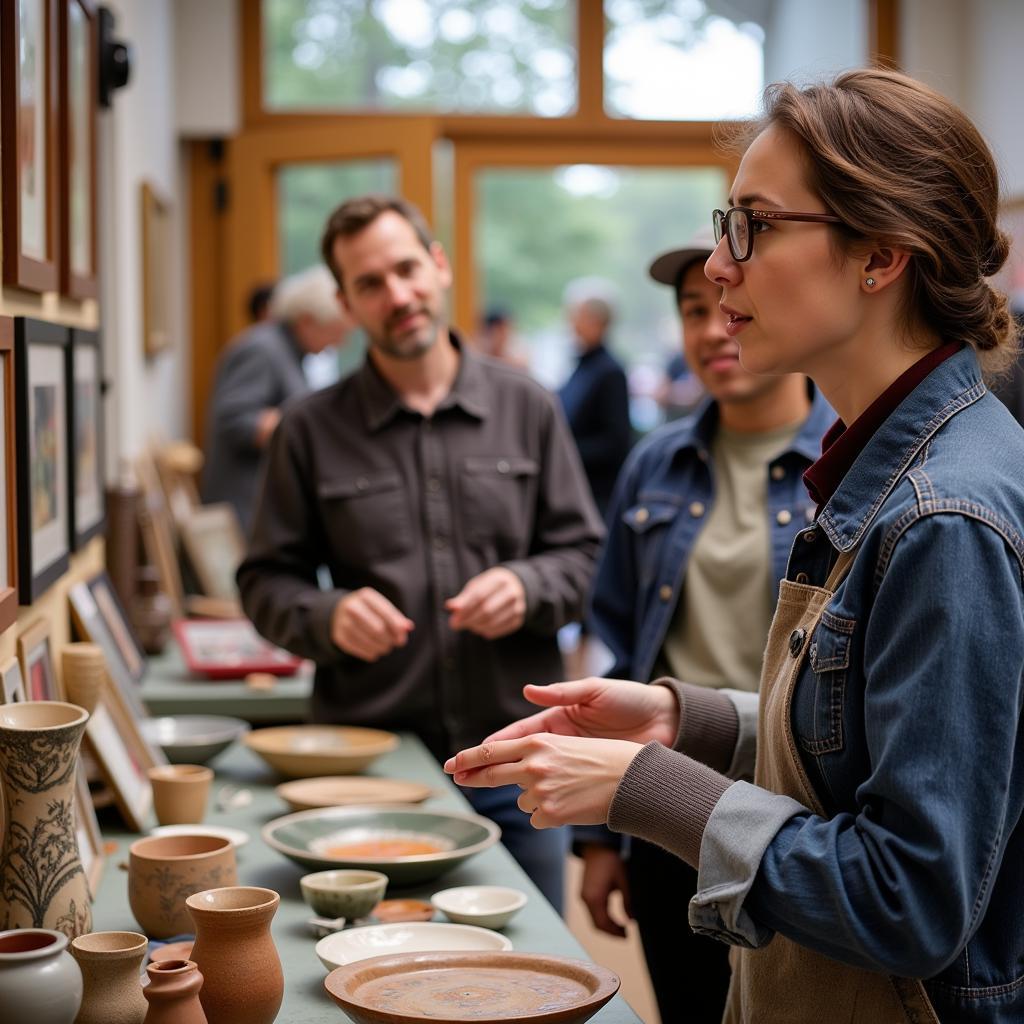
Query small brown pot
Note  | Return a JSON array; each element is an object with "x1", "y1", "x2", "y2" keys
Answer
[
  {"x1": 71, "y1": 930, "x2": 148, "y2": 1024},
  {"x1": 143, "y1": 959, "x2": 208, "y2": 1024}
]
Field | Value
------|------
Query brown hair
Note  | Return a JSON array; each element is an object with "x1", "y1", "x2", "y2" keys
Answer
[
  {"x1": 320, "y1": 194, "x2": 436, "y2": 289},
  {"x1": 733, "y1": 68, "x2": 1015, "y2": 375}
]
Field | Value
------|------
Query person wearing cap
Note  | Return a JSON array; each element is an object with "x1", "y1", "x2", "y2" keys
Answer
[{"x1": 573, "y1": 225, "x2": 832, "y2": 1023}]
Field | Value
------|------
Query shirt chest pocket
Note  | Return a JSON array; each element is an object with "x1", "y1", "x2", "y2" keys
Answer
[
  {"x1": 460, "y1": 456, "x2": 539, "y2": 551},
  {"x1": 318, "y1": 470, "x2": 412, "y2": 565},
  {"x1": 624, "y1": 500, "x2": 680, "y2": 588},
  {"x1": 795, "y1": 611, "x2": 855, "y2": 757}
]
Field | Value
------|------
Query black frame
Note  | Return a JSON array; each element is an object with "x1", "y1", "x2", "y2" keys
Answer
[{"x1": 67, "y1": 326, "x2": 105, "y2": 548}]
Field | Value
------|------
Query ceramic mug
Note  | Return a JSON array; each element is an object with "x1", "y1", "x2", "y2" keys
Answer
[{"x1": 147, "y1": 765, "x2": 213, "y2": 825}]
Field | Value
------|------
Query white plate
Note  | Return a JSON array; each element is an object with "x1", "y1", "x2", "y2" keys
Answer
[
  {"x1": 315, "y1": 922, "x2": 513, "y2": 970},
  {"x1": 149, "y1": 824, "x2": 250, "y2": 849}
]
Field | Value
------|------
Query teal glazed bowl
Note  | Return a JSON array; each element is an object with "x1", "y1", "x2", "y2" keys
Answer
[{"x1": 261, "y1": 805, "x2": 501, "y2": 885}]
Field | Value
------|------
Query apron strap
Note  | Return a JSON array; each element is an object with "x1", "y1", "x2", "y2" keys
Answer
[{"x1": 824, "y1": 548, "x2": 857, "y2": 592}]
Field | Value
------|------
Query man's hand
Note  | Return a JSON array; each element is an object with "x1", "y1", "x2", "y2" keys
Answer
[
  {"x1": 254, "y1": 407, "x2": 282, "y2": 449},
  {"x1": 580, "y1": 844, "x2": 633, "y2": 938},
  {"x1": 331, "y1": 588, "x2": 413, "y2": 662},
  {"x1": 446, "y1": 567, "x2": 526, "y2": 639}
]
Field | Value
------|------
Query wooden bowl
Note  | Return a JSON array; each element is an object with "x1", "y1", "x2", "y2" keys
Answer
[{"x1": 244, "y1": 725, "x2": 398, "y2": 778}]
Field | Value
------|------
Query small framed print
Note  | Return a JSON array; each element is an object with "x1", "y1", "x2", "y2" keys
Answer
[
  {"x1": 0, "y1": 0, "x2": 59, "y2": 293},
  {"x1": 0, "y1": 656, "x2": 27, "y2": 704},
  {"x1": 180, "y1": 503, "x2": 245, "y2": 602},
  {"x1": 67, "y1": 328, "x2": 104, "y2": 548},
  {"x1": 17, "y1": 617, "x2": 61, "y2": 701},
  {"x1": 0, "y1": 319, "x2": 17, "y2": 634},
  {"x1": 14, "y1": 317, "x2": 70, "y2": 602},
  {"x1": 74, "y1": 767, "x2": 103, "y2": 897},
  {"x1": 141, "y1": 182, "x2": 172, "y2": 357}
]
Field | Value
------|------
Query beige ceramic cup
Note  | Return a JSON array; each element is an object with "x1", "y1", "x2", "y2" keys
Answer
[{"x1": 148, "y1": 764, "x2": 213, "y2": 825}]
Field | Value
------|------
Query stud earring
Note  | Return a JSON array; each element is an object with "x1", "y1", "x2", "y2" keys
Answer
[{"x1": 865, "y1": 277, "x2": 876, "y2": 287}]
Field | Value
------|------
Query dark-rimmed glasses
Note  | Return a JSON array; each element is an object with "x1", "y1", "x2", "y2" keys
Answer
[{"x1": 713, "y1": 206, "x2": 844, "y2": 262}]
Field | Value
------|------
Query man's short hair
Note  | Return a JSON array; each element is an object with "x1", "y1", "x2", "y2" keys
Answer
[
  {"x1": 268, "y1": 265, "x2": 341, "y2": 325},
  {"x1": 320, "y1": 194, "x2": 435, "y2": 289}
]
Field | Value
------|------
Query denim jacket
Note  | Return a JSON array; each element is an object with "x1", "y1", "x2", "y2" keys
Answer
[{"x1": 690, "y1": 348, "x2": 1024, "y2": 1023}]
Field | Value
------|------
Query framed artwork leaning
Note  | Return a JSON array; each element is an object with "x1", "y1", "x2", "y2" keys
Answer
[
  {"x1": 67, "y1": 327, "x2": 105, "y2": 548},
  {"x1": 0, "y1": 318, "x2": 17, "y2": 634},
  {"x1": 17, "y1": 617, "x2": 61, "y2": 701},
  {"x1": 0, "y1": 656, "x2": 27, "y2": 704},
  {"x1": 13, "y1": 317, "x2": 70, "y2": 602},
  {"x1": 180, "y1": 503, "x2": 245, "y2": 602},
  {"x1": 74, "y1": 767, "x2": 104, "y2": 896}
]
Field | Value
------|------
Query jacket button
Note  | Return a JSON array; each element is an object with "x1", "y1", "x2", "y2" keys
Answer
[
  {"x1": 634, "y1": 507, "x2": 649, "y2": 524},
  {"x1": 689, "y1": 501, "x2": 705, "y2": 518},
  {"x1": 803, "y1": 530, "x2": 817, "y2": 543},
  {"x1": 659, "y1": 584, "x2": 673, "y2": 602},
  {"x1": 497, "y1": 459, "x2": 510, "y2": 473},
  {"x1": 356, "y1": 476, "x2": 369, "y2": 490},
  {"x1": 770, "y1": 465, "x2": 785, "y2": 481},
  {"x1": 776, "y1": 509, "x2": 792, "y2": 525},
  {"x1": 789, "y1": 628, "x2": 806, "y2": 656}
]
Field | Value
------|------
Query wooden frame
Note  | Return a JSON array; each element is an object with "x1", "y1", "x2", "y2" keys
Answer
[
  {"x1": 67, "y1": 327, "x2": 105, "y2": 547},
  {"x1": 17, "y1": 617, "x2": 61, "y2": 701},
  {"x1": 13, "y1": 317, "x2": 70, "y2": 602},
  {"x1": 0, "y1": 0, "x2": 59, "y2": 293},
  {"x1": 0, "y1": 656, "x2": 27, "y2": 704},
  {"x1": 136, "y1": 450, "x2": 185, "y2": 618},
  {"x1": 58, "y1": 0, "x2": 98, "y2": 298},
  {"x1": 0, "y1": 319, "x2": 18, "y2": 634},
  {"x1": 74, "y1": 767, "x2": 104, "y2": 897},
  {"x1": 141, "y1": 181, "x2": 173, "y2": 357},
  {"x1": 180, "y1": 503, "x2": 246, "y2": 602}
]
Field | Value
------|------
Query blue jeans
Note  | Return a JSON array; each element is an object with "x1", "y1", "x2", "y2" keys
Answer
[{"x1": 461, "y1": 783, "x2": 568, "y2": 914}]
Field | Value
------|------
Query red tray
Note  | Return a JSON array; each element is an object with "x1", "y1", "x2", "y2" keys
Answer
[{"x1": 173, "y1": 619, "x2": 303, "y2": 679}]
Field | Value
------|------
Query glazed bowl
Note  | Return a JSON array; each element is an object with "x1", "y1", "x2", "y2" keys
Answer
[
  {"x1": 140, "y1": 715, "x2": 250, "y2": 764},
  {"x1": 300, "y1": 870, "x2": 388, "y2": 920},
  {"x1": 315, "y1": 922, "x2": 512, "y2": 971},
  {"x1": 430, "y1": 885, "x2": 527, "y2": 930},
  {"x1": 261, "y1": 805, "x2": 500, "y2": 885},
  {"x1": 244, "y1": 725, "x2": 398, "y2": 778}
]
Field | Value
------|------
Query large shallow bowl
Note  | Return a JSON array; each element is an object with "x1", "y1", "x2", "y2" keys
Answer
[
  {"x1": 140, "y1": 714, "x2": 250, "y2": 764},
  {"x1": 244, "y1": 725, "x2": 398, "y2": 778},
  {"x1": 261, "y1": 805, "x2": 500, "y2": 884},
  {"x1": 324, "y1": 951, "x2": 619, "y2": 1024},
  {"x1": 276, "y1": 776, "x2": 433, "y2": 812},
  {"x1": 316, "y1": 923, "x2": 512, "y2": 971}
]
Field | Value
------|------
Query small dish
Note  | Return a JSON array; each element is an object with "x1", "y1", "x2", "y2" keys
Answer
[
  {"x1": 149, "y1": 824, "x2": 250, "y2": 850},
  {"x1": 430, "y1": 885, "x2": 527, "y2": 930},
  {"x1": 275, "y1": 776, "x2": 433, "y2": 812},
  {"x1": 372, "y1": 899, "x2": 434, "y2": 924},
  {"x1": 140, "y1": 715, "x2": 250, "y2": 764},
  {"x1": 300, "y1": 870, "x2": 388, "y2": 920},
  {"x1": 245, "y1": 725, "x2": 398, "y2": 778},
  {"x1": 149, "y1": 939, "x2": 194, "y2": 964},
  {"x1": 315, "y1": 922, "x2": 512, "y2": 971}
]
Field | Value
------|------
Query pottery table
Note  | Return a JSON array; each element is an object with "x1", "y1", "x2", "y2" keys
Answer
[{"x1": 90, "y1": 735, "x2": 643, "y2": 1023}]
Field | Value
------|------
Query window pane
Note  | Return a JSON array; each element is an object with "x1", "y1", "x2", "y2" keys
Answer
[
  {"x1": 605, "y1": 0, "x2": 867, "y2": 121},
  {"x1": 263, "y1": 0, "x2": 577, "y2": 117},
  {"x1": 476, "y1": 164, "x2": 726, "y2": 430}
]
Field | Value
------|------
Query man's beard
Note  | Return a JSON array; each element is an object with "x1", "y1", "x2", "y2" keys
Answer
[{"x1": 369, "y1": 306, "x2": 441, "y2": 361}]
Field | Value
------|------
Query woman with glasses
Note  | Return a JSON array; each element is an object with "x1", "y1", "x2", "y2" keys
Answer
[{"x1": 446, "y1": 67, "x2": 1024, "y2": 1023}]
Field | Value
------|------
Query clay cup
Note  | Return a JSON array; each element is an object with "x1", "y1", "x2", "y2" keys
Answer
[{"x1": 147, "y1": 764, "x2": 213, "y2": 825}]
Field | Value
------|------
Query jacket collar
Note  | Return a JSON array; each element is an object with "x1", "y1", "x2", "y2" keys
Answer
[{"x1": 818, "y1": 346, "x2": 987, "y2": 551}]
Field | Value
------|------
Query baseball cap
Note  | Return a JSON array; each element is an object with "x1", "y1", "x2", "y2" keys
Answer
[{"x1": 648, "y1": 223, "x2": 719, "y2": 288}]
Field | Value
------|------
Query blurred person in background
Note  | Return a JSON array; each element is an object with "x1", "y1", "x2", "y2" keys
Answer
[
  {"x1": 478, "y1": 307, "x2": 529, "y2": 370},
  {"x1": 202, "y1": 265, "x2": 353, "y2": 532},
  {"x1": 247, "y1": 280, "x2": 277, "y2": 323}
]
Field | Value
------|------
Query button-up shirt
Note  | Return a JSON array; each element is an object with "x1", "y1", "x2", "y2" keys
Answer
[{"x1": 237, "y1": 336, "x2": 604, "y2": 760}]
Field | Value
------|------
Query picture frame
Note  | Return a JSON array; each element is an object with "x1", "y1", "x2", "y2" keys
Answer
[
  {"x1": 83, "y1": 671, "x2": 155, "y2": 832},
  {"x1": 180, "y1": 503, "x2": 246, "y2": 602},
  {"x1": 173, "y1": 618, "x2": 303, "y2": 680},
  {"x1": 141, "y1": 181, "x2": 172, "y2": 357},
  {"x1": 0, "y1": 319, "x2": 18, "y2": 634},
  {"x1": 17, "y1": 617, "x2": 62, "y2": 701},
  {"x1": 57, "y1": 0, "x2": 98, "y2": 299},
  {"x1": 0, "y1": 656, "x2": 27, "y2": 704},
  {"x1": 136, "y1": 450, "x2": 185, "y2": 617},
  {"x1": 13, "y1": 318, "x2": 70, "y2": 602},
  {"x1": 67, "y1": 328, "x2": 105, "y2": 547},
  {"x1": 74, "y1": 767, "x2": 104, "y2": 897},
  {"x1": 0, "y1": 0, "x2": 60, "y2": 293}
]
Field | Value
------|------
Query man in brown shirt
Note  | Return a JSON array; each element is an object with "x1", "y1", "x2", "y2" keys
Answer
[{"x1": 237, "y1": 195, "x2": 603, "y2": 910}]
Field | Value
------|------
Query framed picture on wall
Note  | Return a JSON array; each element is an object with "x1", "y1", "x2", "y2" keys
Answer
[
  {"x1": 58, "y1": 0, "x2": 97, "y2": 298},
  {"x1": 0, "y1": 0, "x2": 59, "y2": 293},
  {"x1": 141, "y1": 182, "x2": 172, "y2": 357},
  {"x1": 0, "y1": 657, "x2": 27, "y2": 704},
  {"x1": 17, "y1": 618, "x2": 61, "y2": 701},
  {"x1": 67, "y1": 328, "x2": 104, "y2": 547},
  {"x1": 0, "y1": 319, "x2": 18, "y2": 635},
  {"x1": 14, "y1": 317, "x2": 70, "y2": 602}
]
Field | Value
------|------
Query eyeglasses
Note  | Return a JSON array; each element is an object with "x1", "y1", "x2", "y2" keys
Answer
[{"x1": 712, "y1": 206, "x2": 844, "y2": 262}]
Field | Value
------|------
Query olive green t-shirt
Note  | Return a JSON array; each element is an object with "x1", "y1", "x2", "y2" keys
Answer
[{"x1": 657, "y1": 421, "x2": 801, "y2": 693}]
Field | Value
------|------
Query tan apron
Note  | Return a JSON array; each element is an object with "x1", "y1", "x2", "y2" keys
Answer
[{"x1": 723, "y1": 552, "x2": 940, "y2": 1024}]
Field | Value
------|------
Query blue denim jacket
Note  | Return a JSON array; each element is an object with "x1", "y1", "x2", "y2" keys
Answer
[
  {"x1": 691, "y1": 348, "x2": 1024, "y2": 1023},
  {"x1": 591, "y1": 387, "x2": 834, "y2": 683}
]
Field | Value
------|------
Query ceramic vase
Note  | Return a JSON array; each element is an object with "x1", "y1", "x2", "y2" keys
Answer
[
  {"x1": 0, "y1": 928, "x2": 83, "y2": 1023},
  {"x1": 143, "y1": 959, "x2": 208, "y2": 1024},
  {"x1": 71, "y1": 930, "x2": 148, "y2": 1024},
  {"x1": 186, "y1": 887, "x2": 283, "y2": 1024},
  {"x1": 0, "y1": 702, "x2": 92, "y2": 937}
]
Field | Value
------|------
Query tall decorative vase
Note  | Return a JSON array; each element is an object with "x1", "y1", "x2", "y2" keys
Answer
[
  {"x1": 0, "y1": 702, "x2": 93, "y2": 937},
  {"x1": 70, "y1": 930, "x2": 148, "y2": 1024},
  {"x1": 0, "y1": 928, "x2": 83, "y2": 1024},
  {"x1": 186, "y1": 887, "x2": 283, "y2": 1024},
  {"x1": 143, "y1": 959, "x2": 209, "y2": 1024}
]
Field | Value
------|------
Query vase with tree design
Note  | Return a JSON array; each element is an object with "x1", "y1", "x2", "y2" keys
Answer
[{"x1": 0, "y1": 702, "x2": 92, "y2": 937}]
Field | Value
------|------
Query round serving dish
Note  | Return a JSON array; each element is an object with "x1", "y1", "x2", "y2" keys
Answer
[
  {"x1": 140, "y1": 715, "x2": 250, "y2": 765},
  {"x1": 315, "y1": 923, "x2": 512, "y2": 971},
  {"x1": 275, "y1": 776, "x2": 433, "y2": 812},
  {"x1": 244, "y1": 725, "x2": 398, "y2": 778}
]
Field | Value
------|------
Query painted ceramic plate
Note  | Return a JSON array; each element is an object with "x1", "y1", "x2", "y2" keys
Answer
[
  {"x1": 316, "y1": 923, "x2": 512, "y2": 971},
  {"x1": 244, "y1": 725, "x2": 398, "y2": 778},
  {"x1": 261, "y1": 805, "x2": 500, "y2": 884},
  {"x1": 323, "y1": 951, "x2": 619, "y2": 1023},
  {"x1": 275, "y1": 776, "x2": 433, "y2": 812}
]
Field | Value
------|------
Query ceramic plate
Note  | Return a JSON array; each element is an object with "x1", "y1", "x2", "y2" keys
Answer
[
  {"x1": 276, "y1": 776, "x2": 433, "y2": 812},
  {"x1": 149, "y1": 824, "x2": 250, "y2": 849},
  {"x1": 316, "y1": 923, "x2": 512, "y2": 970},
  {"x1": 261, "y1": 805, "x2": 500, "y2": 884},
  {"x1": 244, "y1": 725, "x2": 398, "y2": 778},
  {"x1": 323, "y1": 951, "x2": 619, "y2": 1023}
]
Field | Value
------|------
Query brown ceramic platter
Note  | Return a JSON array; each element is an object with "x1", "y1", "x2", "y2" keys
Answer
[
  {"x1": 276, "y1": 776, "x2": 433, "y2": 812},
  {"x1": 372, "y1": 899, "x2": 435, "y2": 924},
  {"x1": 324, "y1": 951, "x2": 620, "y2": 1024}
]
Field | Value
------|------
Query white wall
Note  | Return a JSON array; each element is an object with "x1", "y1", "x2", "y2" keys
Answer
[{"x1": 175, "y1": 0, "x2": 240, "y2": 138}]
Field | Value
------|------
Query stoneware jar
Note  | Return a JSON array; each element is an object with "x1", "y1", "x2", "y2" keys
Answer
[
  {"x1": 143, "y1": 959, "x2": 208, "y2": 1024},
  {"x1": 187, "y1": 886, "x2": 283, "y2": 1024},
  {"x1": 0, "y1": 927, "x2": 83, "y2": 1023},
  {"x1": 128, "y1": 834, "x2": 237, "y2": 939},
  {"x1": 71, "y1": 930, "x2": 148, "y2": 1024},
  {"x1": 61, "y1": 645, "x2": 107, "y2": 716},
  {"x1": 0, "y1": 702, "x2": 92, "y2": 936}
]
